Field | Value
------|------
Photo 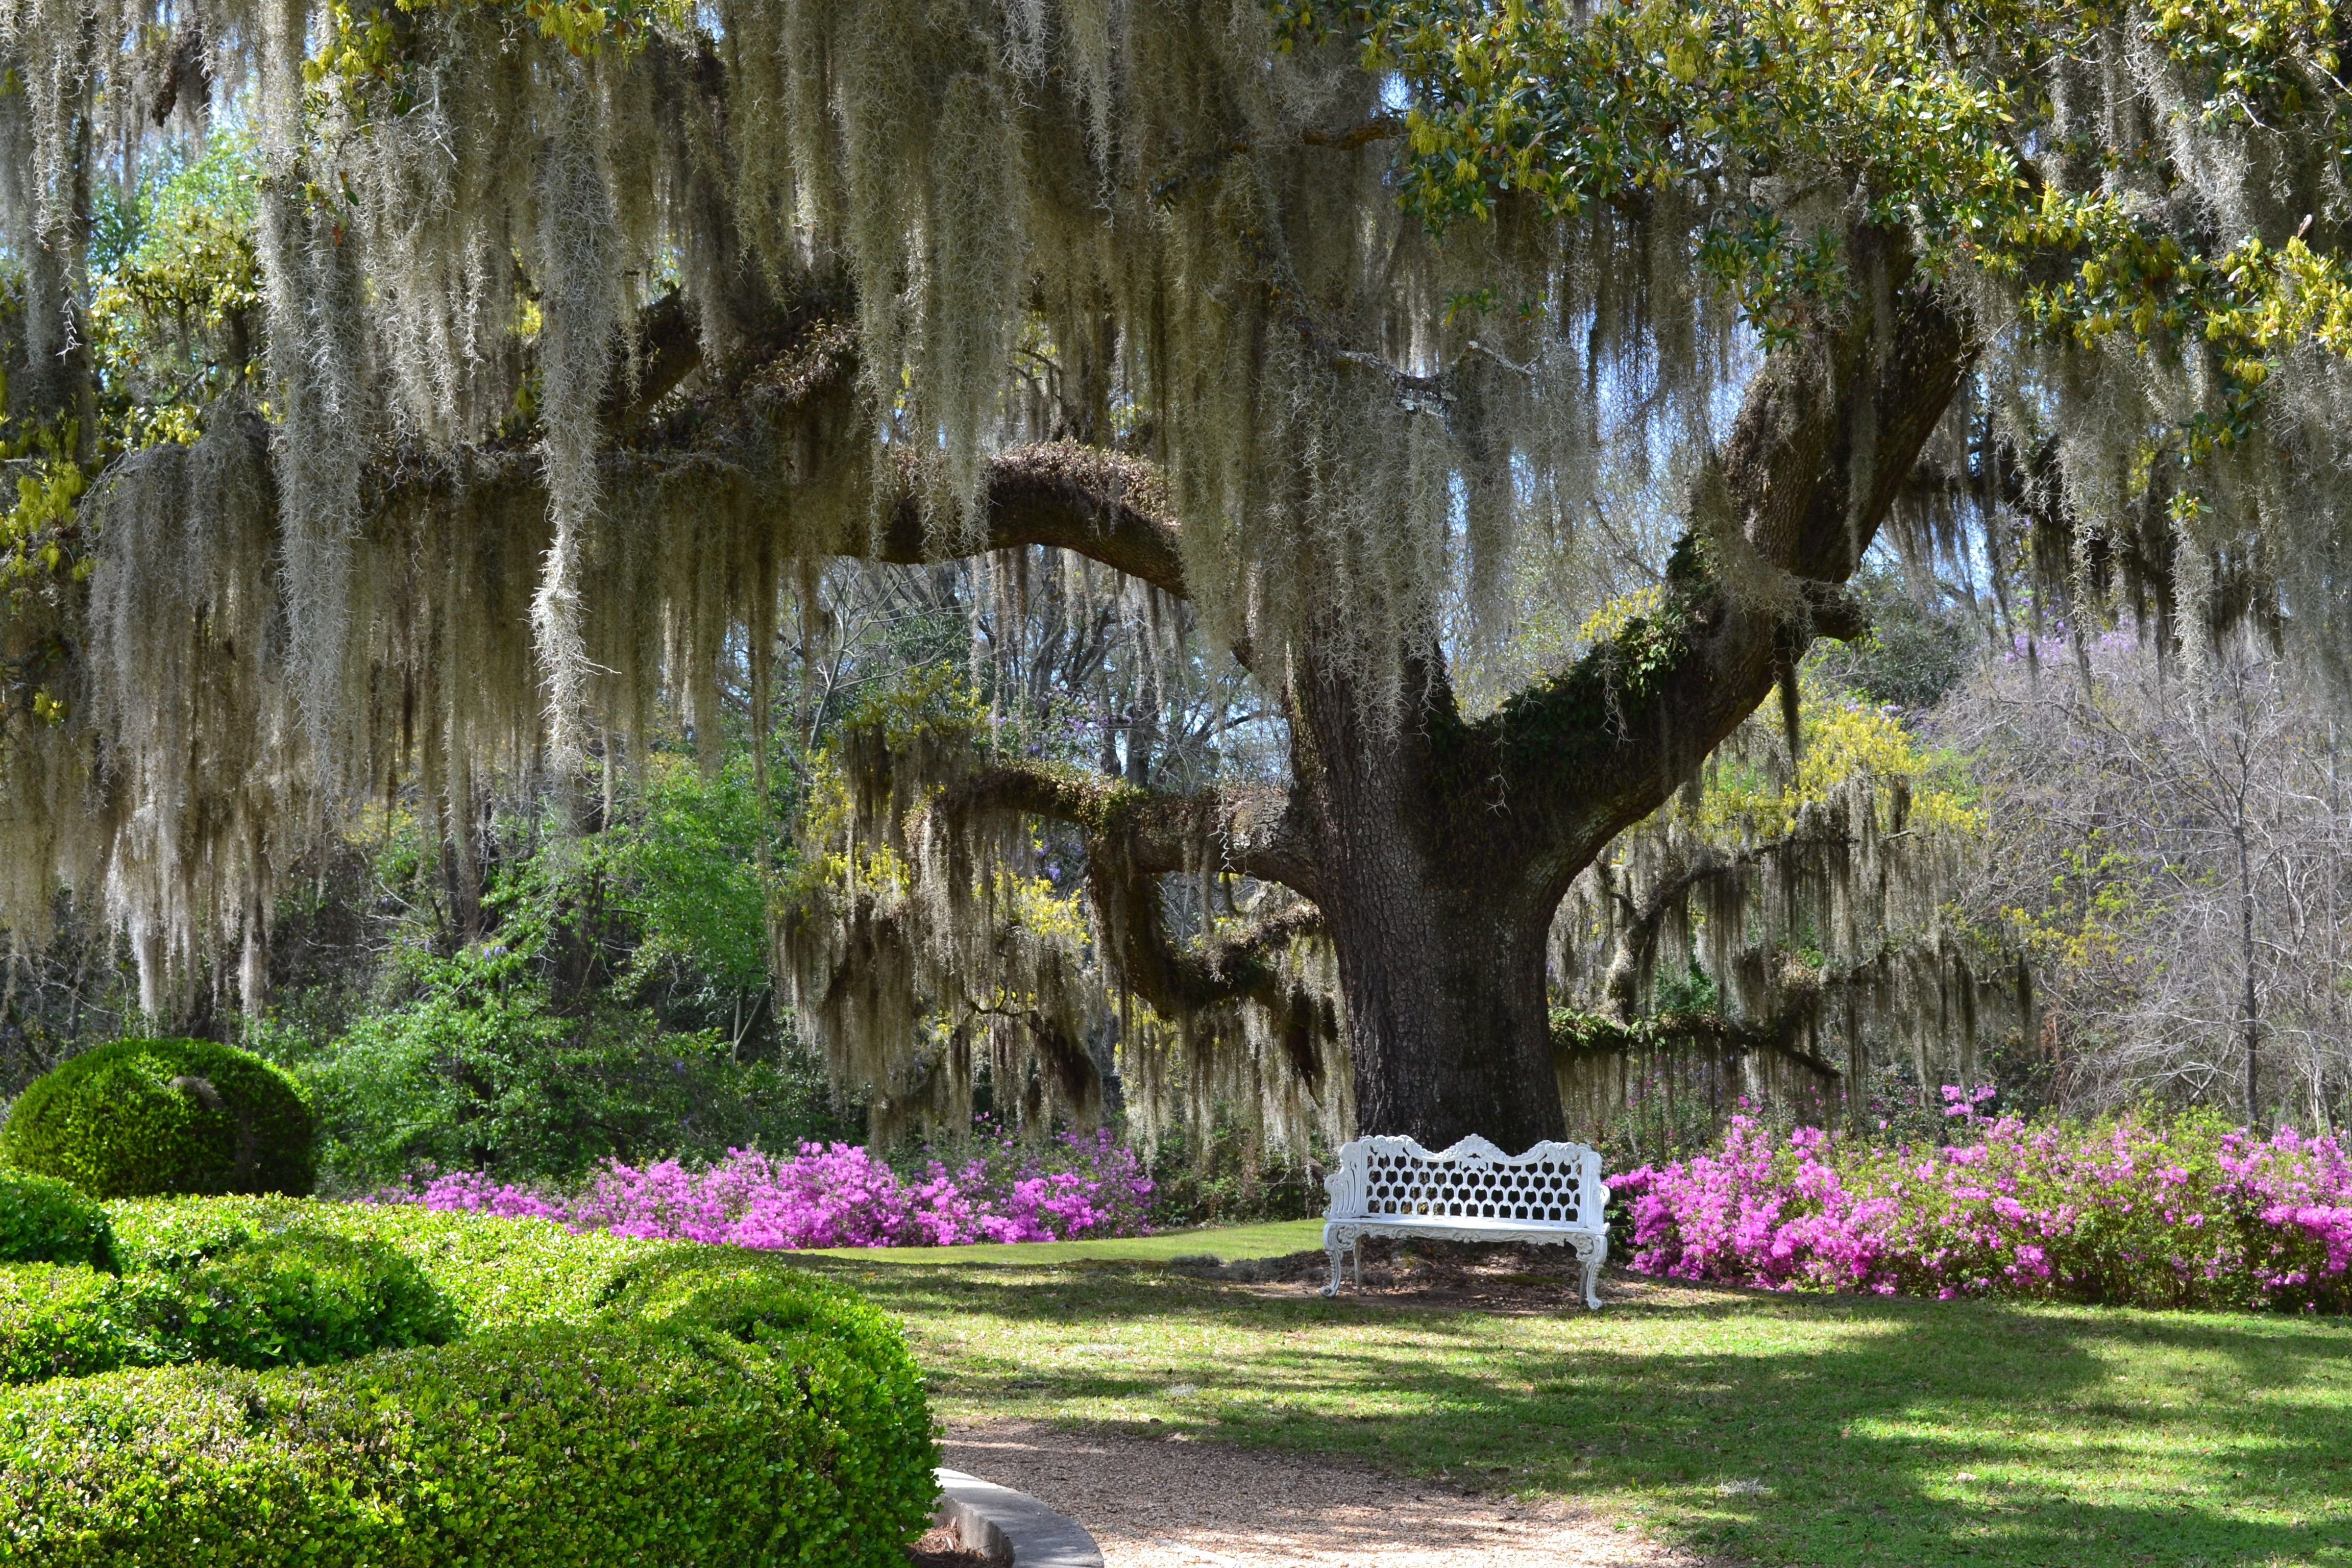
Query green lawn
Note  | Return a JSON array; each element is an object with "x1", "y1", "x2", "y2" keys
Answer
[
  {"x1": 804, "y1": 1219, "x2": 1328, "y2": 1265},
  {"x1": 793, "y1": 1236, "x2": 2352, "y2": 1567}
]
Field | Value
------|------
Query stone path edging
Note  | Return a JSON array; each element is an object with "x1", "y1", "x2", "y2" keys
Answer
[{"x1": 936, "y1": 1466, "x2": 1106, "y2": 1568}]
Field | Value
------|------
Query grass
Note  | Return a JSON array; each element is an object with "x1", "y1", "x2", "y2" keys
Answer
[
  {"x1": 804, "y1": 1219, "x2": 1327, "y2": 1265},
  {"x1": 791, "y1": 1237, "x2": 2352, "y2": 1568}
]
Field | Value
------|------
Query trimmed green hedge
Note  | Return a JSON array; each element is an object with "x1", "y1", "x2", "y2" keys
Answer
[
  {"x1": 0, "y1": 1038, "x2": 315, "y2": 1199},
  {"x1": 0, "y1": 1171, "x2": 113, "y2": 1269},
  {"x1": 0, "y1": 1202, "x2": 938, "y2": 1566},
  {"x1": 106, "y1": 1195, "x2": 646, "y2": 1322},
  {"x1": 0, "y1": 1228, "x2": 457, "y2": 1384},
  {"x1": 0, "y1": 1265, "x2": 119, "y2": 1384}
]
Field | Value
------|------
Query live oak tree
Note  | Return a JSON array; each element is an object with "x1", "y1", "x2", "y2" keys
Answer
[{"x1": 3, "y1": 0, "x2": 2350, "y2": 1150}]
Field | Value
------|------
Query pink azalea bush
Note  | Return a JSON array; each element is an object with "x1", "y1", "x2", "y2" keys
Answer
[
  {"x1": 373, "y1": 1126, "x2": 1155, "y2": 1249},
  {"x1": 1614, "y1": 1093, "x2": 2352, "y2": 1311}
]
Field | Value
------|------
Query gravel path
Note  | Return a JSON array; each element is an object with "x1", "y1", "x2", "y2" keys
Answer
[{"x1": 942, "y1": 1420, "x2": 1694, "y2": 1568}]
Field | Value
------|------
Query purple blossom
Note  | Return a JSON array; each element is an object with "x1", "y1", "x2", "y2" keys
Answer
[
  {"x1": 370, "y1": 1126, "x2": 1157, "y2": 1250},
  {"x1": 1616, "y1": 1099, "x2": 2352, "y2": 1311}
]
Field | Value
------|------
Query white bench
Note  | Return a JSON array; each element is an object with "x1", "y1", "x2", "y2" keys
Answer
[{"x1": 1320, "y1": 1134, "x2": 1611, "y2": 1309}]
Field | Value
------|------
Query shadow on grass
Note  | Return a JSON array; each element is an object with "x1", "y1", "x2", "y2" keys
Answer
[{"x1": 793, "y1": 1255, "x2": 2352, "y2": 1568}]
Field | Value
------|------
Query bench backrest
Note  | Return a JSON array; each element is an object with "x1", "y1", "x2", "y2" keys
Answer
[{"x1": 1324, "y1": 1134, "x2": 1608, "y2": 1230}]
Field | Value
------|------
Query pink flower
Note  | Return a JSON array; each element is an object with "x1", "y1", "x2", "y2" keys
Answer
[
  {"x1": 371, "y1": 1124, "x2": 1158, "y2": 1251},
  {"x1": 1616, "y1": 1112, "x2": 2352, "y2": 1311}
]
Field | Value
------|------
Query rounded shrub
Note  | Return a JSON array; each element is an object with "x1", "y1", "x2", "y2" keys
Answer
[
  {"x1": 0, "y1": 1170, "x2": 114, "y2": 1269},
  {"x1": 0, "y1": 1038, "x2": 314, "y2": 1199},
  {"x1": 0, "y1": 1203, "x2": 939, "y2": 1566}
]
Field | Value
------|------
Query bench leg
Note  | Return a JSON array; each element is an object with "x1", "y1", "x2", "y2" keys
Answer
[
  {"x1": 1580, "y1": 1240, "x2": 1604, "y2": 1311},
  {"x1": 1322, "y1": 1240, "x2": 1344, "y2": 1297}
]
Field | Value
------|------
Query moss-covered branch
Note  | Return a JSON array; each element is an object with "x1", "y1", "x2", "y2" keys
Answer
[
  {"x1": 1552, "y1": 1007, "x2": 1845, "y2": 1084},
  {"x1": 930, "y1": 765, "x2": 1315, "y2": 896},
  {"x1": 1453, "y1": 228, "x2": 1970, "y2": 912},
  {"x1": 905, "y1": 758, "x2": 1325, "y2": 1021}
]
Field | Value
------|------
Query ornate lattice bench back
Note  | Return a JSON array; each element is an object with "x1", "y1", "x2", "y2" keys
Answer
[{"x1": 1320, "y1": 1134, "x2": 1610, "y2": 1309}]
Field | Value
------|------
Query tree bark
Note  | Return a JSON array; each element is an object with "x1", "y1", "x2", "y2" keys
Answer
[{"x1": 1290, "y1": 651, "x2": 1564, "y2": 1148}]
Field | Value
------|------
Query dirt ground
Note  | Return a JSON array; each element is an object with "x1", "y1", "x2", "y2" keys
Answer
[{"x1": 942, "y1": 1418, "x2": 1695, "y2": 1568}]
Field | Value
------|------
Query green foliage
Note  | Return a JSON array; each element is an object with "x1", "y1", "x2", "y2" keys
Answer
[
  {"x1": 2, "y1": 134, "x2": 265, "y2": 620},
  {"x1": 1809, "y1": 567, "x2": 1974, "y2": 712},
  {"x1": 1285, "y1": 0, "x2": 2352, "y2": 469},
  {"x1": 598, "y1": 751, "x2": 779, "y2": 1001},
  {"x1": 1652, "y1": 962, "x2": 1723, "y2": 1016},
  {"x1": 106, "y1": 1196, "x2": 644, "y2": 1326},
  {"x1": 252, "y1": 736, "x2": 852, "y2": 1190},
  {"x1": 288, "y1": 948, "x2": 840, "y2": 1185},
  {"x1": 132, "y1": 1231, "x2": 461, "y2": 1371},
  {"x1": 313, "y1": 0, "x2": 689, "y2": 106},
  {"x1": 89, "y1": 132, "x2": 262, "y2": 443},
  {"x1": 0, "y1": 1039, "x2": 314, "y2": 1200},
  {"x1": 1144, "y1": 1123, "x2": 1328, "y2": 1228},
  {"x1": 1683, "y1": 669, "x2": 1982, "y2": 841},
  {"x1": 0, "y1": 1171, "x2": 114, "y2": 1270},
  {"x1": 0, "y1": 1265, "x2": 122, "y2": 1383},
  {"x1": 0, "y1": 1229, "x2": 457, "y2": 1383},
  {"x1": 0, "y1": 1200, "x2": 938, "y2": 1568}
]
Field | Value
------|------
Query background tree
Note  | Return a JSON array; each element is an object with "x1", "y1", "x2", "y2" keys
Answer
[
  {"x1": 0, "y1": 0, "x2": 2348, "y2": 1152},
  {"x1": 1946, "y1": 628, "x2": 2352, "y2": 1130}
]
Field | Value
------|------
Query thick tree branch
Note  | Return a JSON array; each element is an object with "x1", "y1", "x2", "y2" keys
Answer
[
  {"x1": 930, "y1": 763, "x2": 1317, "y2": 897},
  {"x1": 1462, "y1": 225, "x2": 1972, "y2": 908},
  {"x1": 876, "y1": 444, "x2": 1189, "y2": 600},
  {"x1": 925, "y1": 760, "x2": 1325, "y2": 1021},
  {"x1": 600, "y1": 289, "x2": 704, "y2": 431},
  {"x1": 378, "y1": 302, "x2": 1196, "y2": 602},
  {"x1": 1554, "y1": 1007, "x2": 1845, "y2": 1083},
  {"x1": 1590, "y1": 824, "x2": 1862, "y2": 1018},
  {"x1": 1098, "y1": 902, "x2": 1325, "y2": 1023}
]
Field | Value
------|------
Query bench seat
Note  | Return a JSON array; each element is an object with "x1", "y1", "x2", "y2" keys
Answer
[{"x1": 1320, "y1": 1134, "x2": 1611, "y2": 1309}]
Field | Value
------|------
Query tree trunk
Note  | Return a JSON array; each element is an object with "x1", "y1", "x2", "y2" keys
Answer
[
  {"x1": 1319, "y1": 871, "x2": 1561, "y2": 1150},
  {"x1": 2237, "y1": 810, "x2": 2260, "y2": 1124},
  {"x1": 1291, "y1": 654, "x2": 1563, "y2": 1152}
]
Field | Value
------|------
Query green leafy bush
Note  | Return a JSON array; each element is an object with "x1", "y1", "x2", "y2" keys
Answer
[
  {"x1": 134, "y1": 1231, "x2": 460, "y2": 1369},
  {"x1": 0, "y1": 1264, "x2": 121, "y2": 1383},
  {"x1": 0, "y1": 1170, "x2": 114, "y2": 1268},
  {"x1": 107, "y1": 1195, "x2": 646, "y2": 1326},
  {"x1": 0, "y1": 1039, "x2": 314, "y2": 1199},
  {"x1": 0, "y1": 1228, "x2": 457, "y2": 1382},
  {"x1": 284, "y1": 946, "x2": 847, "y2": 1186},
  {"x1": 0, "y1": 1200, "x2": 938, "y2": 1566}
]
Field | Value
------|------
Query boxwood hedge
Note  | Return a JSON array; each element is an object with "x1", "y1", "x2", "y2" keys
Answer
[
  {"x1": 0, "y1": 1200, "x2": 939, "y2": 1567},
  {"x1": 0, "y1": 1230, "x2": 461, "y2": 1382},
  {"x1": 0, "y1": 1171, "x2": 113, "y2": 1269},
  {"x1": 0, "y1": 1038, "x2": 315, "y2": 1199}
]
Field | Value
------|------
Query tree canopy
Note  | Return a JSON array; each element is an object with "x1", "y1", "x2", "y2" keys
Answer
[{"x1": 3, "y1": 0, "x2": 2349, "y2": 1147}]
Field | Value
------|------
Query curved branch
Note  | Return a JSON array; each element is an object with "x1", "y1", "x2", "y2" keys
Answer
[
  {"x1": 1096, "y1": 900, "x2": 1326, "y2": 1021},
  {"x1": 931, "y1": 763, "x2": 1318, "y2": 897},
  {"x1": 374, "y1": 302, "x2": 1195, "y2": 601},
  {"x1": 926, "y1": 760, "x2": 1326, "y2": 1019},
  {"x1": 877, "y1": 443, "x2": 1189, "y2": 600},
  {"x1": 1553, "y1": 1007, "x2": 1845, "y2": 1083},
  {"x1": 600, "y1": 289, "x2": 704, "y2": 431}
]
